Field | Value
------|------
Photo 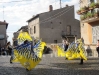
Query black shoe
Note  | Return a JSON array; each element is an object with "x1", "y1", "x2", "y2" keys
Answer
[
  {"x1": 65, "y1": 58, "x2": 67, "y2": 60},
  {"x1": 10, "y1": 57, "x2": 13, "y2": 64},
  {"x1": 10, "y1": 61, "x2": 12, "y2": 64},
  {"x1": 79, "y1": 63, "x2": 83, "y2": 65},
  {"x1": 26, "y1": 68, "x2": 29, "y2": 71}
]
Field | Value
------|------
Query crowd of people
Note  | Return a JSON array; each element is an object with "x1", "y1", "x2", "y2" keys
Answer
[{"x1": 0, "y1": 42, "x2": 12, "y2": 56}]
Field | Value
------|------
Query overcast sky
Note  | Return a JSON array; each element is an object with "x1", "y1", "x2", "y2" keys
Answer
[{"x1": 0, "y1": 0, "x2": 80, "y2": 44}]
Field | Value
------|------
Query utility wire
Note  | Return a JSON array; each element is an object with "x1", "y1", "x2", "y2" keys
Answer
[
  {"x1": 40, "y1": 6, "x2": 72, "y2": 23},
  {"x1": 41, "y1": 6, "x2": 74, "y2": 24},
  {"x1": 1, "y1": 0, "x2": 79, "y2": 25},
  {"x1": 28, "y1": 6, "x2": 74, "y2": 26},
  {"x1": 0, "y1": 0, "x2": 32, "y2": 3}
]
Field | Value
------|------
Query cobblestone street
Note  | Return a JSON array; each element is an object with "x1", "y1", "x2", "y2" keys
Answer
[{"x1": 0, "y1": 53, "x2": 99, "y2": 75}]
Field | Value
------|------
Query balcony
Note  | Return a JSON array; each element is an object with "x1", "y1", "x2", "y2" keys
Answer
[
  {"x1": 77, "y1": 2, "x2": 99, "y2": 15},
  {"x1": 81, "y1": 16, "x2": 99, "y2": 23},
  {"x1": 80, "y1": 11, "x2": 99, "y2": 23}
]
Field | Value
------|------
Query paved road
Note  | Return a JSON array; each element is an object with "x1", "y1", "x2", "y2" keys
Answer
[{"x1": 0, "y1": 53, "x2": 99, "y2": 75}]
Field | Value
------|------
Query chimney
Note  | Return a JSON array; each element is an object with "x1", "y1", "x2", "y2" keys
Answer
[
  {"x1": 49, "y1": 5, "x2": 53, "y2": 11},
  {"x1": 4, "y1": 20, "x2": 6, "y2": 22},
  {"x1": 66, "y1": 4, "x2": 69, "y2": 7}
]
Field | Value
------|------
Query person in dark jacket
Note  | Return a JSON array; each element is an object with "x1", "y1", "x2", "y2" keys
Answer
[
  {"x1": 96, "y1": 40, "x2": 99, "y2": 57},
  {"x1": 6, "y1": 42, "x2": 12, "y2": 55}
]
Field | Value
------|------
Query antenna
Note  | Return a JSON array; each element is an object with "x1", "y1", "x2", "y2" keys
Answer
[
  {"x1": 3, "y1": 6, "x2": 4, "y2": 20},
  {"x1": 60, "y1": 0, "x2": 62, "y2": 8}
]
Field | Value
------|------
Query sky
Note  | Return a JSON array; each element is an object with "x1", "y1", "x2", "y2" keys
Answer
[{"x1": 0, "y1": 0, "x2": 80, "y2": 44}]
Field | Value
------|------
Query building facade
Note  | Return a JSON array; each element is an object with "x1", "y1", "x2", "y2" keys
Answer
[
  {"x1": 13, "y1": 25, "x2": 28, "y2": 46},
  {"x1": 77, "y1": 0, "x2": 99, "y2": 57},
  {"x1": 0, "y1": 21, "x2": 8, "y2": 47},
  {"x1": 27, "y1": 5, "x2": 80, "y2": 43}
]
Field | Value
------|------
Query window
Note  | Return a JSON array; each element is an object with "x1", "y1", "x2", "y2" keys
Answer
[
  {"x1": 66, "y1": 25, "x2": 71, "y2": 35},
  {"x1": 90, "y1": 0, "x2": 94, "y2": 3},
  {"x1": 92, "y1": 26, "x2": 99, "y2": 44},
  {"x1": 30, "y1": 28, "x2": 33, "y2": 34},
  {"x1": 51, "y1": 22, "x2": 53, "y2": 24},
  {"x1": 54, "y1": 40, "x2": 57, "y2": 43},
  {"x1": 59, "y1": 22, "x2": 61, "y2": 24},
  {"x1": 88, "y1": 0, "x2": 94, "y2": 5},
  {"x1": 34, "y1": 26, "x2": 36, "y2": 34}
]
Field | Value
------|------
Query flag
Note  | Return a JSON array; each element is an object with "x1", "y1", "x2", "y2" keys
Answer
[
  {"x1": 11, "y1": 32, "x2": 46, "y2": 70},
  {"x1": 66, "y1": 39, "x2": 87, "y2": 60},
  {"x1": 57, "y1": 39, "x2": 87, "y2": 60},
  {"x1": 57, "y1": 45, "x2": 66, "y2": 57},
  {"x1": 12, "y1": 32, "x2": 32, "y2": 62},
  {"x1": 17, "y1": 32, "x2": 32, "y2": 45},
  {"x1": 77, "y1": 39, "x2": 87, "y2": 60},
  {"x1": 12, "y1": 41, "x2": 46, "y2": 70}
]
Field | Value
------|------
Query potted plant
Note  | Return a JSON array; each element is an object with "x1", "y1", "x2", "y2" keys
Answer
[
  {"x1": 95, "y1": 3, "x2": 99, "y2": 8},
  {"x1": 87, "y1": 12, "x2": 92, "y2": 18},
  {"x1": 85, "y1": 6, "x2": 89, "y2": 12},
  {"x1": 89, "y1": 2, "x2": 95, "y2": 10},
  {"x1": 80, "y1": 14, "x2": 87, "y2": 20},
  {"x1": 77, "y1": 10, "x2": 81, "y2": 15},
  {"x1": 81, "y1": 6, "x2": 89, "y2": 13},
  {"x1": 84, "y1": 14, "x2": 87, "y2": 20},
  {"x1": 92, "y1": 10, "x2": 99, "y2": 17},
  {"x1": 80, "y1": 15, "x2": 85, "y2": 20}
]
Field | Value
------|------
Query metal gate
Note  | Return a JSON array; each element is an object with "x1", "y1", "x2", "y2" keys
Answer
[{"x1": 92, "y1": 25, "x2": 99, "y2": 44}]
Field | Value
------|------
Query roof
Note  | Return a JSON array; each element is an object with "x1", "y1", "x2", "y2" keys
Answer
[
  {"x1": 0, "y1": 21, "x2": 8, "y2": 29},
  {"x1": 18, "y1": 25, "x2": 28, "y2": 31},
  {"x1": 27, "y1": 5, "x2": 74, "y2": 23},
  {"x1": 27, "y1": 14, "x2": 39, "y2": 22}
]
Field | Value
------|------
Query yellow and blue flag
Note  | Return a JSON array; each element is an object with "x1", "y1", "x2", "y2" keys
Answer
[
  {"x1": 12, "y1": 32, "x2": 46, "y2": 70},
  {"x1": 57, "y1": 39, "x2": 87, "y2": 60},
  {"x1": 17, "y1": 32, "x2": 32, "y2": 45},
  {"x1": 12, "y1": 41, "x2": 46, "y2": 70}
]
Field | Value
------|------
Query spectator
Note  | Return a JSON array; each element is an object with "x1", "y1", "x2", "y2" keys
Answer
[
  {"x1": 0, "y1": 44, "x2": 1, "y2": 55},
  {"x1": 62, "y1": 37, "x2": 69, "y2": 51},
  {"x1": 6, "y1": 42, "x2": 12, "y2": 55},
  {"x1": 96, "y1": 40, "x2": 99, "y2": 57},
  {"x1": 86, "y1": 45, "x2": 92, "y2": 57},
  {"x1": 1, "y1": 45, "x2": 7, "y2": 55}
]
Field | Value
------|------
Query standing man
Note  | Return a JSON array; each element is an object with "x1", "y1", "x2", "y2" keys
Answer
[{"x1": 96, "y1": 40, "x2": 99, "y2": 57}]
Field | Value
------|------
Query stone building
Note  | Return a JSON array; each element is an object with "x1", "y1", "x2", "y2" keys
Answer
[
  {"x1": 77, "y1": 0, "x2": 99, "y2": 57},
  {"x1": 0, "y1": 20, "x2": 8, "y2": 47},
  {"x1": 13, "y1": 25, "x2": 28, "y2": 46},
  {"x1": 27, "y1": 5, "x2": 80, "y2": 43}
]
